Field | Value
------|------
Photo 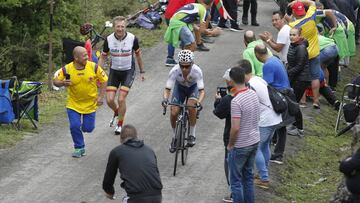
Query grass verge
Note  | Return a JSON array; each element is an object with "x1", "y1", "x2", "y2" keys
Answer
[
  {"x1": 0, "y1": 86, "x2": 66, "y2": 149},
  {"x1": 274, "y1": 54, "x2": 360, "y2": 202}
]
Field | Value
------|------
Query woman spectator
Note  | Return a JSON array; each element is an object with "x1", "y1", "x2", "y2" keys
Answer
[{"x1": 286, "y1": 27, "x2": 312, "y2": 136}]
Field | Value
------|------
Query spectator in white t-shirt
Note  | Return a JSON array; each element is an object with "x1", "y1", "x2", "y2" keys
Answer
[
  {"x1": 240, "y1": 59, "x2": 282, "y2": 189},
  {"x1": 259, "y1": 11, "x2": 291, "y2": 64}
]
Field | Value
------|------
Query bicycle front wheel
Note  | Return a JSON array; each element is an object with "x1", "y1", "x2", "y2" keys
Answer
[
  {"x1": 173, "y1": 121, "x2": 182, "y2": 176},
  {"x1": 181, "y1": 114, "x2": 189, "y2": 166}
]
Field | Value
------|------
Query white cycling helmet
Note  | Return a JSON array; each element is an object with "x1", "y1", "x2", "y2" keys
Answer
[{"x1": 178, "y1": 49, "x2": 194, "y2": 64}]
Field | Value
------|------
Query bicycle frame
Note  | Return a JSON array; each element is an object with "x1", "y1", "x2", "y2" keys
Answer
[
  {"x1": 90, "y1": 21, "x2": 112, "y2": 48},
  {"x1": 163, "y1": 101, "x2": 197, "y2": 176}
]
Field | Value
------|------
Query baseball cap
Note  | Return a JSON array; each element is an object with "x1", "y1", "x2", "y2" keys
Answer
[
  {"x1": 292, "y1": 2, "x2": 306, "y2": 16},
  {"x1": 223, "y1": 68, "x2": 231, "y2": 81}
]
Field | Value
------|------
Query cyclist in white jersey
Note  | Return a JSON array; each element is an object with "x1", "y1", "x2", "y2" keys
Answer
[{"x1": 162, "y1": 50, "x2": 205, "y2": 152}]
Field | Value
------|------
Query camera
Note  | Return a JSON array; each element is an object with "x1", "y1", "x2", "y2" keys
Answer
[
  {"x1": 217, "y1": 87, "x2": 228, "y2": 97},
  {"x1": 65, "y1": 73, "x2": 71, "y2": 80}
]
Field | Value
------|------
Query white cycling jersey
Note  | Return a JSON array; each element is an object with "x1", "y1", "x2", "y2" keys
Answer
[{"x1": 165, "y1": 64, "x2": 204, "y2": 89}]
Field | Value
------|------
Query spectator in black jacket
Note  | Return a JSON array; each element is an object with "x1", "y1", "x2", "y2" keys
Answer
[
  {"x1": 102, "y1": 125, "x2": 163, "y2": 203},
  {"x1": 339, "y1": 148, "x2": 360, "y2": 198},
  {"x1": 213, "y1": 68, "x2": 235, "y2": 202},
  {"x1": 286, "y1": 27, "x2": 312, "y2": 137}
]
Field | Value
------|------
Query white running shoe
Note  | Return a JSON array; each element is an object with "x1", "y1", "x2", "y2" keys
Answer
[
  {"x1": 109, "y1": 116, "x2": 117, "y2": 127},
  {"x1": 114, "y1": 125, "x2": 122, "y2": 135}
]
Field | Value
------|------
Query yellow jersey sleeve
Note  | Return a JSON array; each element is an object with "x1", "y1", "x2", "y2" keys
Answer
[
  {"x1": 54, "y1": 68, "x2": 65, "y2": 81},
  {"x1": 95, "y1": 65, "x2": 108, "y2": 83}
]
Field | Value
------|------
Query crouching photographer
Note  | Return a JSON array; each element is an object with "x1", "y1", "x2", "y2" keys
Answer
[{"x1": 212, "y1": 68, "x2": 235, "y2": 202}]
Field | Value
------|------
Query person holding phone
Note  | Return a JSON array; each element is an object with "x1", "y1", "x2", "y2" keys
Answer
[
  {"x1": 213, "y1": 68, "x2": 235, "y2": 202},
  {"x1": 53, "y1": 46, "x2": 108, "y2": 158}
]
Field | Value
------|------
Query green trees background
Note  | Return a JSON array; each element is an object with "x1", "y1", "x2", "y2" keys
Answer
[{"x1": 0, "y1": 0, "x2": 151, "y2": 80}]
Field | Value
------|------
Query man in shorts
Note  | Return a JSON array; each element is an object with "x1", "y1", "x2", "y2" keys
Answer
[
  {"x1": 98, "y1": 16, "x2": 145, "y2": 135},
  {"x1": 162, "y1": 50, "x2": 205, "y2": 152}
]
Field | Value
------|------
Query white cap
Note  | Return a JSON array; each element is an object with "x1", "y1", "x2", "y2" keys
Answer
[{"x1": 223, "y1": 68, "x2": 231, "y2": 81}]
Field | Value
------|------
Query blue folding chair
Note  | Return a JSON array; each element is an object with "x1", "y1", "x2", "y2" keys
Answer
[
  {"x1": 0, "y1": 78, "x2": 16, "y2": 125},
  {"x1": 11, "y1": 81, "x2": 43, "y2": 129}
]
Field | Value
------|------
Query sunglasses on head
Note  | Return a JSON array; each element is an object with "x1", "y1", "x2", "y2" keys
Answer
[{"x1": 180, "y1": 64, "x2": 192, "y2": 69}]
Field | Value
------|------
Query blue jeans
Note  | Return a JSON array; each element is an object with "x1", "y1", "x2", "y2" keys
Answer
[
  {"x1": 179, "y1": 26, "x2": 195, "y2": 48},
  {"x1": 255, "y1": 125, "x2": 277, "y2": 181},
  {"x1": 165, "y1": 19, "x2": 175, "y2": 59},
  {"x1": 67, "y1": 108, "x2": 96, "y2": 149},
  {"x1": 228, "y1": 143, "x2": 258, "y2": 203},
  {"x1": 309, "y1": 56, "x2": 321, "y2": 80},
  {"x1": 320, "y1": 45, "x2": 338, "y2": 65}
]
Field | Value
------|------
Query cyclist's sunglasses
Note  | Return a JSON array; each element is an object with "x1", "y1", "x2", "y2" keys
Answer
[{"x1": 180, "y1": 64, "x2": 192, "y2": 70}]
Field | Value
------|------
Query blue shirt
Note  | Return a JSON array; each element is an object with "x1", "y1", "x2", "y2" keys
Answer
[{"x1": 263, "y1": 56, "x2": 290, "y2": 90}]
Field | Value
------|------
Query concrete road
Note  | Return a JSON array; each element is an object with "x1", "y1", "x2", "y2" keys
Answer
[{"x1": 0, "y1": 0, "x2": 283, "y2": 202}]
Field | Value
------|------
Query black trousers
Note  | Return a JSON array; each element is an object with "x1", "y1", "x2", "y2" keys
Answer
[
  {"x1": 273, "y1": 126, "x2": 287, "y2": 158},
  {"x1": 320, "y1": 85, "x2": 337, "y2": 105},
  {"x1": 242, "y1": 0, "x2": 257, "y2": 22},
  {"x1": 218, "y1": 0, "x2": 238, "y2": 27},
  {"x1": 128, "y1": 194, "x2": 162, "y2": 203},
  {"x1": 291, "y1": 80, "x2": 311, "y2": 130},
  {"x1": 327, "y1": 56, "x2": 339, "y2": 89}
]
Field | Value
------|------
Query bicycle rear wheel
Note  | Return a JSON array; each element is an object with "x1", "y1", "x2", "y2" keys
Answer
[
  {"x1": 173, "y1": 121, "x2": 182, "y2": 176},
  {"x1": 181, "y1": 114, "x2": 189, "y2": 166}
]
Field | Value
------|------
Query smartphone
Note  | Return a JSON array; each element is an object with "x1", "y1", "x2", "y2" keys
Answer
[
  {"x1": 217, "y1": 87, "x2": 227, "y2": 97},
  {"x1": 65, "y1": 73, "x2": 70, "y2": 80}
]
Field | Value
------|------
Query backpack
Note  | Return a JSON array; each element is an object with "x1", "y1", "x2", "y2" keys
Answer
[
  {"x1": 267, "y1": 85, "x2": 287, "y2": 114},
  {"x1": 0, "y1": 80, "x2": 15, "y2": 124},
  {"x1": 136, "y1": 10, "x2": 162, "y2": 30}
]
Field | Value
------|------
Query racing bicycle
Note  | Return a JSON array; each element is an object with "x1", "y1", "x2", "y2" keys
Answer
[{"x1": 163, "y1": 100, "x2": 202, "y2": 176}]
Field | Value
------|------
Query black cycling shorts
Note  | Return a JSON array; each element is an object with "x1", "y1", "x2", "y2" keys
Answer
[{"x1": 107, "y1": 68, "x2": 135, "y2": 91}]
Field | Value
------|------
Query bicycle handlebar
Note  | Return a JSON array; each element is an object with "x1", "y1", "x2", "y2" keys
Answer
[{"x1": 162, "y1": 102, "x2": 202, "y2": 117}]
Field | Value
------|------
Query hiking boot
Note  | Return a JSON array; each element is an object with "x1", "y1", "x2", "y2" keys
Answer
[
  {"x1": 270, "y1": 155, "x2": 283, "y2": 165},
  {"x1": 229, "y1": 25, "x2": 243, "y2": 32},
  {"x1": 288, "y1": 128, "x2": 304, "y2": 138},
  {"x1": 169, "y1": 137, "x2": 177, "y2": 153},
  {"x1": 254, "y1": 179, "x2": 270, "y2": 189},
  {"x1": 222, "y1": 195, "x2": 233, "y2": 202},
  {"x1": 196, "y1": 43, "x2": 210, "y2": 51},
  {"x1": 72, "y1": 148, "x2": 83, "y2": 158},
  {"x1": 186, "y1": 135, "x2": 196, "y2": 147},
  {"x1": 201, "y1": 35, "x2": 215, "y2": 44},
  {"x1": 165, "y1": 58, "x2": 177, "y2": 67},
  {"x1": 114, "y1": 125, "x2": 122, "y2": 135}
]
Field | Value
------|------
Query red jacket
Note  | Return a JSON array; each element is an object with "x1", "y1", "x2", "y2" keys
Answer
[{"x1": 164, "y1": 0, "x2": 195, "y2": 20}]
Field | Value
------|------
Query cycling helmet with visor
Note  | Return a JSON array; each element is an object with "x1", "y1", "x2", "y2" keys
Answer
[{"x1": 177, "y1": 50, "x2": 194, "y2": 66}]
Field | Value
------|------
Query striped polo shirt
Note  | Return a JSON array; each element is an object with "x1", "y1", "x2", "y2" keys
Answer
[{"x1": 231, "y1": 88, "x2": 260, "y2": 148}]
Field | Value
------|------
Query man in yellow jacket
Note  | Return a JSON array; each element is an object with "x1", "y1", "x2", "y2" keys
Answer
[{"x1": 54, "y1": 46, "x2": 108, "y2": 158}]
